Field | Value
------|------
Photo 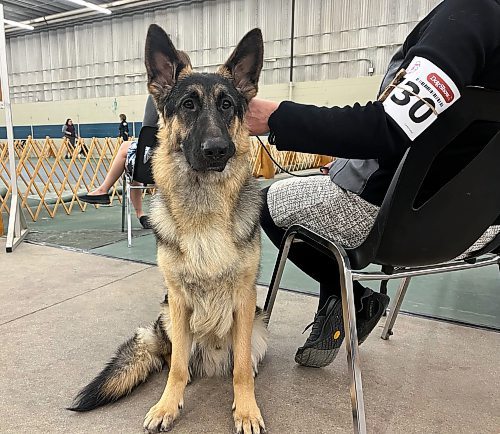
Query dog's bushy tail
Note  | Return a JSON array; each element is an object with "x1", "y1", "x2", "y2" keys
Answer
[{"x1": 68, "y1": 314, "x2": 171, "y2": 412}]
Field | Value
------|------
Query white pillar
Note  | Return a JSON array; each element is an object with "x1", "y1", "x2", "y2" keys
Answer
[{"x1": 0, "y1": 5, "x2": 28, "y2": 252}]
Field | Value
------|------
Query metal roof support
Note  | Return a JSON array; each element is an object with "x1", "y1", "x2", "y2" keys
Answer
[{"x1": 288, "y1": 0, "x2": 295, "y2": 101}]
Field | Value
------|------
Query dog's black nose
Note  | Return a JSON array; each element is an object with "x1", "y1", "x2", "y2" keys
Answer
[{"x1": 201, "y1": 138, "x2": 229, "y2": 160}]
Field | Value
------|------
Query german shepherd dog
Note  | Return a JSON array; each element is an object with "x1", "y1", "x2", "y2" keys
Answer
[{"x1": 69, "y1": 25, "x2": 268, "y2": 434}]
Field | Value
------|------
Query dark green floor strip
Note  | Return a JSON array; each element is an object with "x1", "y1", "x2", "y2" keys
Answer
[{"x1": 5, "y1": 182, "x2": 499, "y2": 330}]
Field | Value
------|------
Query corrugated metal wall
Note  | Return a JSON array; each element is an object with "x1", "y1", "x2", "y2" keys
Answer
[{"x1": 7, "y1": 0, "x2": 441, "y2": 103}]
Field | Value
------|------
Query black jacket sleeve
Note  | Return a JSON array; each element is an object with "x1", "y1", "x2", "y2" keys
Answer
[
  {"x1": 268, "y1": 0, "x2": 500, "y2": 159},
  {"x1": 269, "y1": 101, "x2": 408, "y2": 159}
]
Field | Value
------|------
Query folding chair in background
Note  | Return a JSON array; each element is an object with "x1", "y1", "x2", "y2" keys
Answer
[{"x1": 121, "y1": 126, "x2": 158, "y2": 247}]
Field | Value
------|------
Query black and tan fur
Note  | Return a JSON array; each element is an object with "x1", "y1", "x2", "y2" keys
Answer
[{"x1": 70, "y1": 26, "x2": 268, "y2": 434}]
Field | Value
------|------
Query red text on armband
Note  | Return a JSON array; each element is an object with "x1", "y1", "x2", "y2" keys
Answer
[{"x1": 427, "y1": 73, "x2": 454, "y2": 103}]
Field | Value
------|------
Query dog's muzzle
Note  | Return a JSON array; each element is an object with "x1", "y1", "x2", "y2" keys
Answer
[{"x1": 199, "y1": 138, "x2": 235, "y2": 172}]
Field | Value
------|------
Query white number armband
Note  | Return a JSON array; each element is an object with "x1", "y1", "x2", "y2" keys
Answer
[{"x1": 382, "y1": 56, "x2": 461, "y2": 141}]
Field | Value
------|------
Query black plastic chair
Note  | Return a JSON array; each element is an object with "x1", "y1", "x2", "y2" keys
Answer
[
  {"x1": 263, "y1": 87, "x2": 500, "y2": 433},
  {"x1": 120, "y1": 126, "x2": 158, "y2": 246}
]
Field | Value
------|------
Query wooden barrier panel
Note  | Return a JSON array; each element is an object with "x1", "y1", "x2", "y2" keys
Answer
[
  {"x1": 249, "y1": 137, "x2": 333, "y2": 179},
  {"x1": 0, "y1": 136, "x2": 333, "y2": 221},
  {"x1": 0, "y1": 136, "x2": 124, "y2": 221}
]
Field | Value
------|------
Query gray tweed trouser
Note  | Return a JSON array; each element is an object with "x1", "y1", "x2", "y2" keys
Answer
[{"x1": 267, "y1": 175, "x2": 499, "y2": 259}]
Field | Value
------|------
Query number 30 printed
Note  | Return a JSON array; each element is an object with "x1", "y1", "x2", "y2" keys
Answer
[{"x1": 390, "y1": 81, "x2": 436, "y2": 124}]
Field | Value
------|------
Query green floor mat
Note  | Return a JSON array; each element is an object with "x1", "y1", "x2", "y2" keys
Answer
[
  {"x1": 90, "y1": 229, "x2": 500, "y2": 329},
  {"x1": 89, "y1": 230, "x2": 321, "y2": 294},
  {"x1": 10, "y1": 175, "x2": 500, "y2": 330}
]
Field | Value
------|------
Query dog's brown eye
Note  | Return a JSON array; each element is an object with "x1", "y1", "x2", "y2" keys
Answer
[
  {"x1": 221, "y1": 99, "x2": 232, "y2": 110},
  {"x1": 183, "y1": 99, "x2": 195, "y2": 110}
]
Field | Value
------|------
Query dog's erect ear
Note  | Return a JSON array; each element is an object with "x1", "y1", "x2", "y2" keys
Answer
[
  {"x1": 219, "y1": 28, "x2": 264, "y2": 101},
  {"x1": 145, "y1": 24, "x2": 190, "y2": 101}
]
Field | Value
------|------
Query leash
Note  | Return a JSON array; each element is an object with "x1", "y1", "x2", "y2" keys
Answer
[{"x1": 255, "y1": 135, "x2": 323, "y2": 178}]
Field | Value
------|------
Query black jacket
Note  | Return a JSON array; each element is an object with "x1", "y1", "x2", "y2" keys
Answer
[
  {"x1": 269, "y1": 0, "x2": 500, "y2": 206},
  {"x1": 119, "y1": 121, "x2": 129, "y2": 140}
]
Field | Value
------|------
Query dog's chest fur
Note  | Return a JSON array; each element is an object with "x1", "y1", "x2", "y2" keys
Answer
[{"x1": 151, "y1": 161, "x2": 262, "y2": 341}]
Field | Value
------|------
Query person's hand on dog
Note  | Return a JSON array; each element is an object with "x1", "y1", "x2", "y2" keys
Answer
[{"x1": 246, "y1": 98, "x2": 279, "y2": 135}]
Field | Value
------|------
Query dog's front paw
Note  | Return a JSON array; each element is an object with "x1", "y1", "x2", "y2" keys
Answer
[
  {"x1": 233, "y1": 403, "x2": 265, "y2": 434},
  {"x1": 143, "y1": 399, "x2": 183, "y2": 433}
]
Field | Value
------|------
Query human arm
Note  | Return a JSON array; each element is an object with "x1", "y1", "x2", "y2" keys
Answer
[
  {"x1": 266, "y1": 100, "x2": 408, "y2": 159},
  {"x1": 247, "y1": 97, "x2": 409, "y2": 159},
  {"x1": 249, "y1": 0, "x2": 500, "y2": 160}
]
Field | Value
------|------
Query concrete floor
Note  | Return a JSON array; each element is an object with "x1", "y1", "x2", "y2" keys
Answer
[{"x1": 1, "y1": 239, "x2": 499, "y2": 434}]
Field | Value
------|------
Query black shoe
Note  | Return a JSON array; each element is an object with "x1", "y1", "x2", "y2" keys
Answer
[
  {"x1": 79, "y1": 193, "x2": 111, "y2": 205},
  {"x1": 356, "y1": 287, "x2": 390, "y2": 345},
  {"x1": 139, "y1": 215, "x2": 153, "y2": 229},
  {"x1": 295, "y1": 289, "x2": 390, "y2": 368},
  {"x1": 295, "y1": 295, "x2": 345, "y2": 368}
]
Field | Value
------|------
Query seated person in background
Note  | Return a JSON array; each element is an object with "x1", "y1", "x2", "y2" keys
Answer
[
  {"x1": 80, "y1": 96, "x2": 158, "y2": 229},
  {"x1": 247, "y1": 0, "x2": 500, "y2": 368}
]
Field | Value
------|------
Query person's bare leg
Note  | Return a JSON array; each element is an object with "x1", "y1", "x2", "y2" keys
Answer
[
  {"x1": 85, "y1": 140, "x2": 149, "y2": 223},
  {"x1": 130, "y1": 180, "x2": 145, "y2": 218},
  {"x1": 87, "y1": 141, "x2": 131, "y2": 195}
]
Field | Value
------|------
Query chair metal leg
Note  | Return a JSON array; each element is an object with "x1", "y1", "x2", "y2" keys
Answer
[
  {"x1": 339, "y1": 264, "x2": 367, "y2": 434},
  {"x1": 379, "y1": 266, "x2": 394, "y2": 316},
  {"x1": 126, "y1": 181, "x2": 132, "y2": 248},
  {"x1": 379, "y1": 280, "x2": 389, "y2": 317},
  {"x1": 263, "y1": 231, "x2": 296, "y2": 321},
  {"x1": 381, "y1": 277, "x2": 411, "y2": 340},
  {"x1": 264, "y1": 226, "x2": 367, "y2": 432},
  {"x1": 121, "y1": 174, "x2": 126, "y2": 233}
]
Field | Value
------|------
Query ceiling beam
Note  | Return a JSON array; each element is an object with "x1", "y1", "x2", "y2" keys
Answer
[{"x1": 4, "y1": 0, "x2": 204, "y2": 37}]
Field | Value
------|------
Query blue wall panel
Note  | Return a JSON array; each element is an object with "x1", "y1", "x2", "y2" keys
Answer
[
  {"x1": 79, "y1": 123, "x2": 117, "y2": 138},
  {"x1": 14, "y1": 126, "x2": 32, "y2": 138},
  {"x1": 0, "y1": 122, "x2": 147, "y2": 139},
  {"x1": 33, "y1": 124, "x2": 66, "y2": 138},
  {"x1": 0, "y1": 126, "x2": 33, "y2": 139}
]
